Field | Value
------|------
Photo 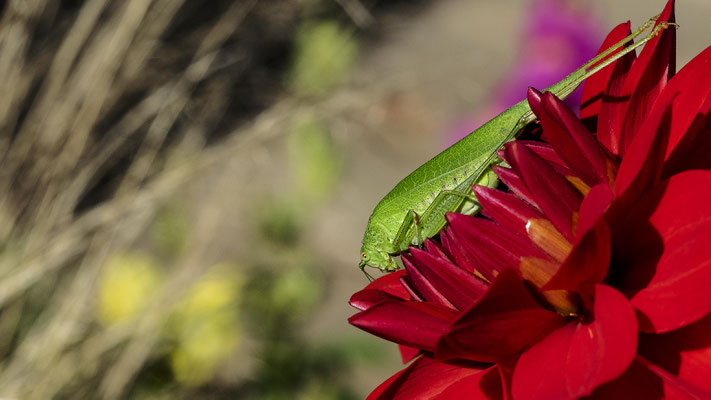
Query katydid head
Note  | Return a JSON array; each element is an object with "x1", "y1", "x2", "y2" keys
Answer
[{"x1": 359, "y1": 245, "x2": 399, "y2": 272}]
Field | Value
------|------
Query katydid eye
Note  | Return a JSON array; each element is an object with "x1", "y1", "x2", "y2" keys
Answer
[{"x1": 360, "y1": 252, "x2": 368, "y2": 260}]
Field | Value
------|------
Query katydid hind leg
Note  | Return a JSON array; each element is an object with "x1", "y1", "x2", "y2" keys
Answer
[
  {"x1": 419, "y1": 189, "x2": 477, "y2": 237},
  {"x1": 391, "y1": 209, "x2": 422, "y2": 251},
  {"x1": 417, "y1": 166, "x2": 498, "y2": 241}
]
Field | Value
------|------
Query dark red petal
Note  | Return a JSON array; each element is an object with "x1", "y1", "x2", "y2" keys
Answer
[
  {"x1": 614, "y1": 0, "x2": 676, "y2": 156},
  {"x1": 526, "y1": 87, "x2": 543, "y2": 118},
  {"x1": 580, "y1": 21, "x2": 635, "y2": 130},
  {"x1": 407, "y1": 248, "x2": 489, "y2": 311},
  {"x1": 576, "y1": 183, "x2": 613, "y2": 240},
  {"x1": 439, "y1": 228, "x2": 494, "y2": 282},
  {"x1": 423, "y1": 239, "x2": 452, "y2": 261},
  {"x1": 639, "y1": 313, "x2": 711, "y2": 395},
  {"x1": 446, "y1": 213, "x2": 549, "y2": 273},
  {"x1": 596, "y1": 33, "x2": 638, "y2": 154},
  {"x1": 656, "y1": 46, "x2": 711, "y2": 158},
  {"x1": 441, "y1": 227, "x2": 500, "y2": 281},
  {"x1": 436, "y1": 268, "x2": 564, "y2": 363},
  {"x1": 505, "y1": 142, "x2": 583, "y2": 241},
  {"x1": 399, "y1": 344, "x2": 421, "y2": 364},
  {"x1": 613, "y1": 93, "x2": 674, "y2": 204},
  {"x1": 539, "y1": 92, "x2": 610, "y2": 186},
  {"x1": 615, "y1": 170, "x2": 711, "y2": 333},
  {"x1": 518, "y1": 141, "x2": 566, "y2": 168},
  {"x1": 349, "y1": 300, "x2": 458, "y2": 352},
  {"x1": 591, "y1": 355, "x2": 711, "y2": 399},
  {"x1": 527, "y1": 87, "x2": 543, "y2": 118},
  {"x1": 638, "y1": 356, "x2": 711, "y2": 399},
  {"x1": 493, "y1": 166, "x2": 538, "y2": 208},
  {"x1": 434, "y1": 365, "x2": 504, "y2": 400},
  {"x1": 588, "y1": 358, "x2": 665, "y2": 399},
  {"x1": 402, "y1": 254, "x2": 456, "y2": 309},
  {"x1": 542, "y1": 219, "x2": 610, "y2": 293},
  {"x1": 565, "y1": 285, "x2": 638, "y2": 395},
  {"x1": 367, "y1": 357, "x2": 502, "y2": 400},
  {"x1": 350, "y1": 270, "x2": 409, "y2": 311},
  {"x1": 399, "y1": 276, "x2": 424, "y2": 302},
  {"x1": 662, "y1": 96, "x2": 711, "y2": 177},
  {"x1": 498, "y1": 143, "x2": 572, "y2": 178},
  {"x1": 474, "y1": 185, "x2": 544, "y2": 238},
  {"x1": 522, "y1": 142, "x2": 577, "y2": 179},
  {"x1": 512, "y1": 285, "x2": 637, "y2": 399}
]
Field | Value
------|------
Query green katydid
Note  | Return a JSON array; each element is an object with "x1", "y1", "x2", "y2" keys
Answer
[{"x1": 359, "y1": 15, "x2": 674, "y2": 272}]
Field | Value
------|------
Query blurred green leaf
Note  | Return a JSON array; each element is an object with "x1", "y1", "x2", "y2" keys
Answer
[
  {"x1": 288, "y1": 114, "x2": 341, "y2": 207},
  {"x1": 271, "y1": 266, "x2": 324, "y2": 318},
  {"x1": 152, "y1": 203, "x2": 190, "y2": 257},
  {"x1": 256, "y1": 196, "x2": 302, "y2": 246},
  {"x1": 289, "y1": 20, "x2": 358, "y2": 97}
]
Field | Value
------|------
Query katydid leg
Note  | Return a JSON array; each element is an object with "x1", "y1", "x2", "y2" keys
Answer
[
  {"x1": 390, "y1": 188, "x2": 480, "y2": 251},
  {"x1": 417, "y1": 189, "x2": 478, "y2": 240},
  {"x1": 392, "y1": 209, "x2": 423, "y2": 249}
]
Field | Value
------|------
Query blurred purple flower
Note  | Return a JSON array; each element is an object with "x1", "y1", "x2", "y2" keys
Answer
[{"x1": 449, "y1": 0, "x2": 603, "y2": 145}]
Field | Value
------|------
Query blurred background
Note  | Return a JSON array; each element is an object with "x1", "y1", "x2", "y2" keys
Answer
[{"x1": 0, "y1": 0, "x2": 707, "y2": 398}]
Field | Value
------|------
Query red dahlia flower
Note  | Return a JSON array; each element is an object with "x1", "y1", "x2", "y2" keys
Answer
[{"x1": 349, "y1": 0, "x2": 711, "y2": 398}]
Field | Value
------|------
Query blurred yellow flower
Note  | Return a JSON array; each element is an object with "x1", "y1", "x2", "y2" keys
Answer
[
  {"x1": 97, "y1": 253, "x2": 162, "y2": 325},
  {"x1": 168, "y1": 263, "x2": 244, "y2": 386}
]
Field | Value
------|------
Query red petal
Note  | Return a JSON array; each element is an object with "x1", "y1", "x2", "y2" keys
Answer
[
  {"x1": 399, "y1": 344, "x2": 421, "y2": 364},
  {"x1": 499, "y1": 141, "x2": 572, "y2": 178},
  {"x1": 446, "y1": 213, "x2": 548, "y2": 274},
  {"x1": 656, "y1": 46, "x2": 711, "y2": 158},
  {"x1": 439, "y1": 228, "x2": 495, "y2": 282},
  {"x1": 613, "y1": 93, "x2": 674, "y2": 204},
  {"x1": 596, "y1": 34, "x2": 638, "y2": 154},
  {"x1": 399, "y1": 276, "x2": 424, "y2": 302},
  {"x1": 588, "y1": 358, "x2": 666, "y2": 399},
  {"x1": 407, "y1": 248, "x2": 488, "y2": 311},
  {"x1": 614, "y1": 0, "x2": 676, "y2": 156},
  {"x1": 539, "y1": 92, "x2": 610, "y2": 186},
  {"x1": 639, "y1": 313, "x2": 711, "y2": 395},
  {"x1": 638, "y1": 356, "x2": 711, "y2": 399},
  {"x1": 615, "y1": 170, "x2": 711, "y2": 333},
  {"x1": 592, "y1": 355, "x2": 711, "y2": 399},
  {"x1": 349, "y1": 300, "x2": 458, "y2": 352},
  {"x1": 505, "y1": 141, "x2": 583, "y2": 241},
  {"x1": 436, "y1": 268, "x2": 564, "y2": 363},
  {"x1": 402, "y1": 254, "x2": 456, "y2": 309},
  {"x1": 493, "y1": 166, "x2": 538, "y2": 208},
  {"x1": 512, "y1": 285, "x2": 637, "y2": 399},
  {"x1": 580, "y1": 21, "x2": 635, "y2": 131},
  {"x1": 423, "y1": 239, "x2": 452, "y2": 261},
  {"x1": 350, "y1": 270, "x2": 409, "y2": 311},
  {"x1": 519, "y1": 141, "x2": 566, "y2": 168},
  {"x1": 522, "y1": 141, "x2": 577, "y2": 179},
  {"x1": 474, "y1": 185, "x2": 545, "y2": 238},
  {"x1": 542, "y1": 220, "x2": 610, "y2": 293},
  {"x1": 434, "y1": 365, "x2": 505, "y2": 400},
  {"x1": 367, "y1": 357, "x2": 502, "y2": 400},
  {"x1": 663, "y1": 88, "x2": 711, "y2": 177},
  {"x1": 576, "y1": 183, "x2": 613, "y2": 240},
  {"x1": 660, "y1": 47, "x2": 711, "y2": 177},
  {"x1": 527, "y1": 87, "x2": 543, "y2": 118}
]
